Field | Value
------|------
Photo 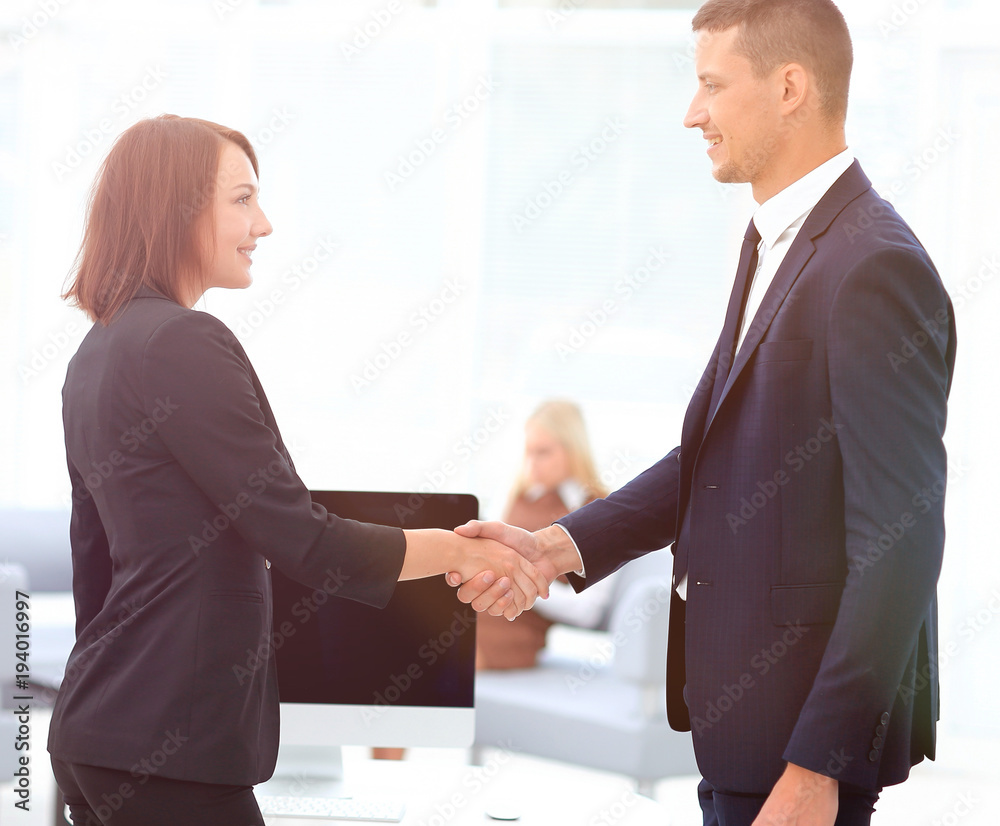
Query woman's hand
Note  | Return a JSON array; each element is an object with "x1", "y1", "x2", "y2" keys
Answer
[
  {"x1": 446, "y1": 521, "x2": 583, "y2": 617},
  {"x1": 399, "y1": 529, "x2": 548, "y2": 620},
  {"x1": 450, "y1": 535, "x2": 550, "y2": 620}
]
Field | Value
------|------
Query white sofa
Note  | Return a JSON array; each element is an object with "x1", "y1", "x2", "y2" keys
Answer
[{"x1": 473, "y1": 549, "x2": 698, "y2": 796}]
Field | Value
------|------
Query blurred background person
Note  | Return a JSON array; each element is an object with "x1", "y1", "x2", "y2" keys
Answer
[
  {"x1": 476, "y1": 399, "x2": 616, "y2": 670},
  {"x1": 373, "y1": 400, "x2": 615, "y2": 761}
]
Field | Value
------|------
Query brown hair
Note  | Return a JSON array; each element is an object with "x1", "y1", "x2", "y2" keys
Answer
[
  {"x1": 692, "y1": 0, "x2": 853, "y2": 123},
  {"x1": 63, "y1": 115, "x2": 258, "y2": 324}
]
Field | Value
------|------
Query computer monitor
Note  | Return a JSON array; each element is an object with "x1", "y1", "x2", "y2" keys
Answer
[{"x1": 260, "y1": 490, "x2": 478, "y2": 796}]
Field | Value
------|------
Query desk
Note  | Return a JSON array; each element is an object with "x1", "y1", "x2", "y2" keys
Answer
[{"x1": 264, "y1": 755, "x2": 671, "y2": 825}]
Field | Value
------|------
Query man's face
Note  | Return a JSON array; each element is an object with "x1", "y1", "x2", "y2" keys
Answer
[{"x1": 683, "y1": 26, "x2": 781, "y2": 191}]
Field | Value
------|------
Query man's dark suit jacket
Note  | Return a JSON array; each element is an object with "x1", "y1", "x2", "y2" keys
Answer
[
  {"x1": 559, "y1": 161, "x2": 956, "y2": 794},
  {"x1": 48, "y1": 288, "x2": 407, "y2": 786}
]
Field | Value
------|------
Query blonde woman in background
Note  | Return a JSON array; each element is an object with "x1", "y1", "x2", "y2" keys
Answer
[
  {"x1": 372, "y1": 400, "x2": 614, "y2": 759},
  {"x1": 476, "y1": 399, "x2": 619, "y2": 670}
]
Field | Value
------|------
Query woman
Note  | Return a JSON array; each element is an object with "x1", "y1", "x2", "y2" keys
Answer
[
  {"x1": 475, "y1": 399, "x2": 616, "y2": 670},
  {"x1": 48, "y1": 115, "x2": 545, "y2": 825}
]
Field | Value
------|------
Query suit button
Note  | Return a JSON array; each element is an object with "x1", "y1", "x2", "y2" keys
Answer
[
  {"x1": 868, "y1": 750, "x2": 879, "y2": 762},
  {"x1": 873, "y1": 736, "x2": 883, "y2": 749},
  {"x1": 880, "y1": 712, "x2": 890, "y2": 726},
  {"x1": 265, "y1": 559, "x2": 271, "y2": 569},
  {"x1": 875, "y1": 725, "x2": 886, "y2": 737}
]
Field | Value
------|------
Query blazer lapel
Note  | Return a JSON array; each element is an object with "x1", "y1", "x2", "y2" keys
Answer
[
  {"x1": 715, "y1": 238, "x2": 817, "y2": 403},
  {"x1": 702, "y1": 161, "x2": 873, "y2": 440}
]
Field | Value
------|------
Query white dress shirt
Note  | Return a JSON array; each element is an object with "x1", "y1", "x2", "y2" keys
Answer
[{"x1": 737, "y1": 148, "x2": 855, "y2": 350}]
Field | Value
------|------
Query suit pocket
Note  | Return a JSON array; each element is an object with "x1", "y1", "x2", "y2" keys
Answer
[
  {"x1": 757, "y1": 339, "x2": 813, "y2": 363},
  {"x1": 771, "y1": 582, "x2": 842, "y2": 626}
]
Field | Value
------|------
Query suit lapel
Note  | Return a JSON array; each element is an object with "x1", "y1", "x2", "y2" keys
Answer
[
  {"x1": 700, "y1": 161, "x2": 873, "y2": 441},
  {"x1": 713, "y1": 238, "x2": 816, "y2": 406}
]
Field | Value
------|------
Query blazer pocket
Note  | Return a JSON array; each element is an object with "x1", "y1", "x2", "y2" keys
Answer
[
  {"x1": 757, "y1": 339, "x2": 813, "y2": 364},
  {"x1": 771, "y1": 582, "x2": 842, "y2": 626},
  {"x1": 207, "y1": 589, "x2": 264, "y2": 604}
]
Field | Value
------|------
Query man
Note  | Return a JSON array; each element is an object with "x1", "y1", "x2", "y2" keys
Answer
[{"x1": 452, "y1": 1, "x2": 956, "y2": 823}]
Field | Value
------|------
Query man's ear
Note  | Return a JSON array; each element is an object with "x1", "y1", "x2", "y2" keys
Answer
[{"x1": 778, "y1": 62, "x2": 811, "y2": 118}]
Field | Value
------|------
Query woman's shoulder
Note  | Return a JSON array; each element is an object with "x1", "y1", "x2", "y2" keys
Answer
[
  {"x1": 97, "y1": 293, "x2": 251, "y2": 383},
  {"x1": 115, "y1": 293, "x2": 240, "y2": 352}
]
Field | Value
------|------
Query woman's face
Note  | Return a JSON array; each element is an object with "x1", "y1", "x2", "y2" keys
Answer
[
  {"x1": 204, "y1": 141, "x2": 272, "y2": 295},
  {"x1": 524, "y1": 423, "x2": 571, "y2": 491}
]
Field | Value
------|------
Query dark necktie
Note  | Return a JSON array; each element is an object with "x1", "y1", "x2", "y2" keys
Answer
[
  {"x1": 706, "y1": 219, "x2": 761, "y2": 423},
  {"x1": 675, "y1": 219, "x2": 762, "y2": 595}
]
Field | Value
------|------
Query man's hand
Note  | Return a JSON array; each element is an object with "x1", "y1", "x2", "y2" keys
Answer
[
  {"x1": 448, "y1": 534, "x2": 550, "y2": 620},
  {"x1": 751, "y1": 763, "x2": 838, "y2": 826},
  {"x1": 400, "y1": 529, "x2": 548, "y2": 621},
  {"x1": 445, "y1": 521, "x2": 582, "y2": 615}
]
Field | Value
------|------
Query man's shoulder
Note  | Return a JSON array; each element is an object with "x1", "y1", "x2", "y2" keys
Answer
[{"x1": 817, "y1": 173, "x2": 932, "y2": 268}]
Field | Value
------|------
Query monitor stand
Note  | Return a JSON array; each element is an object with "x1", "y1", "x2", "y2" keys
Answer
[{"x1": 256, "y1": 744, "x2": 347, "y2": 799}]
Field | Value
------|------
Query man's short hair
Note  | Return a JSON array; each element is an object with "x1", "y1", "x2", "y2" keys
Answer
[{"x1": 692, "y1": 0, "x2": 853, "y2": 123}]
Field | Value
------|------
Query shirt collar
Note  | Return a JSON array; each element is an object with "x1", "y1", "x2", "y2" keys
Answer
[
  {"x1": 524, "y1": 479, "x2": 588, "y2": 511},
  {"x1": 753, "y1": 148, "x2": 855, "y2": 250}
]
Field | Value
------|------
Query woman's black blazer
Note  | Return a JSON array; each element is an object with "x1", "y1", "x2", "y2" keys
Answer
[{"x1": 48, "y1": 287, "x2": 406, "y2": 785}]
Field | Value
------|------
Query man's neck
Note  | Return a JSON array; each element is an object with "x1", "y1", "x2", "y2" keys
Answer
[{"x1": 752, "y1": 132, "x2": 848, "y2": 204}]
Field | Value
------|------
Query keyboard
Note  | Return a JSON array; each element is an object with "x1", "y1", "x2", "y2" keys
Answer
[{"x1": 257, "y1": 794, "x2": 406, "y2": 822}]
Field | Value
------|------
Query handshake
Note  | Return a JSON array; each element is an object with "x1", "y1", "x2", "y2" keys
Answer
[{"x1": 442, "y1": 521, "x2": 585, "y2": 621}]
